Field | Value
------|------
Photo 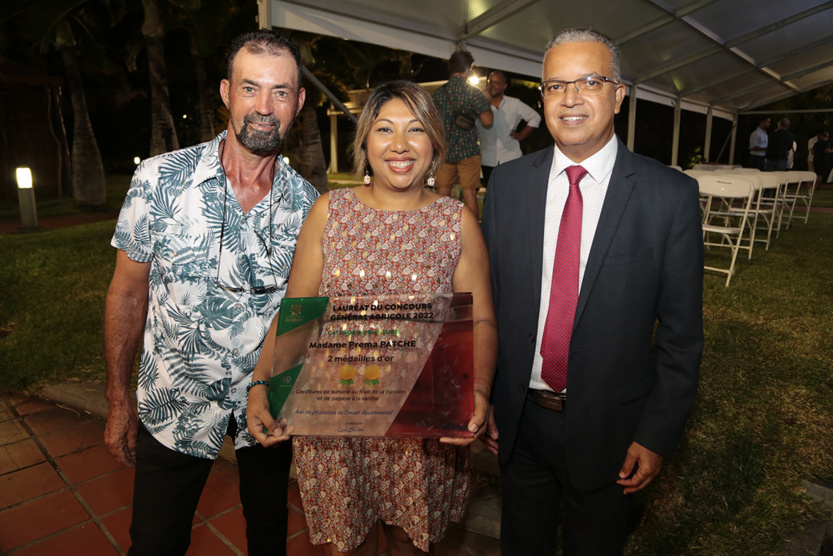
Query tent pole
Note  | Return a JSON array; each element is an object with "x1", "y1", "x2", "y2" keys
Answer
[
  {"x1": 257, "y1": 0, "x2": 272, "y2": 29},
  {"x1": 671, "y1": 99, "x2": 681, "y2": 166},
  {"x1": 704, "y1": 106, "x2": 713, "y2": 162},
  {"x1": 729, "y1": 113, "x2": 738, "y2": 165},
  {"x1": 302, "y1": 67, "x2": 358, "y2": 126}
]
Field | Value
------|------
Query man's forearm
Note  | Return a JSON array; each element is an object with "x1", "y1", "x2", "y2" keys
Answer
[{"x1": 104, "y1": 291, "x2": 147, "y2": 404}]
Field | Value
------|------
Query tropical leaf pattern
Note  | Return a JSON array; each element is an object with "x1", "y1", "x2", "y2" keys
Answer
[{"x1": 111, "y1": 131, "x2": 319, "y2": 459}]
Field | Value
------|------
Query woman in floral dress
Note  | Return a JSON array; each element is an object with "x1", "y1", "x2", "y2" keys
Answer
[{"x1": 248, "y1": 81, "x2": 496, "y2": 555}]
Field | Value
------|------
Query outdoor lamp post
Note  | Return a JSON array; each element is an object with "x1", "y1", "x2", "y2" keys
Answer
[{"x1": 16, "y1": 167, "x2": 38, "y2": 230}]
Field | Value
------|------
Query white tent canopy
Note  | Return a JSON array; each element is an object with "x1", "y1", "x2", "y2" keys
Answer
[{"x1": 260, "y1": 0, "x2": 833, "y2": 164}]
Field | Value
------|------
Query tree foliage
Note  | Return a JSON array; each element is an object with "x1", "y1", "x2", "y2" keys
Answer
[{"x1": 13, "y1": 0, "x2": 110, "y2": 205}]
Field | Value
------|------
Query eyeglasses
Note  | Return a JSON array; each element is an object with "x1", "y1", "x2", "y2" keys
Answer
[
  {"x1": 214, "y1": 229, "x2": 278, "y2": 295},
  {"x1": 214, "y1": 142, "x2": 279, "y2": 296},
  {"x1": 539, "y1": 76, "x2": 620, "y2": 98}
]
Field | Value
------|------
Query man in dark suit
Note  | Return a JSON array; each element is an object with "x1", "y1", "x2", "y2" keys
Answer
[{"x1": 480, "y1": 28, "x2": 703, "y2": 555}]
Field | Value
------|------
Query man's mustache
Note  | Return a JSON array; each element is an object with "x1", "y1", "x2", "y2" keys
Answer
[{"x1": 244, "y1": 113, "x2": 281, "y2": 130}]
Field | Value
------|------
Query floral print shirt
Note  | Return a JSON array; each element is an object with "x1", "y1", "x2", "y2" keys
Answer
[
  {"x1": 432, "y1": 74, "x2": 491, "y2": 163},
  {"x1": 112, "y1": 131, "x2": 318, "y2": 459}
]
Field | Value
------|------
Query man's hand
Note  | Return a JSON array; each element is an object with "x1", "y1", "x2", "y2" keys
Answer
[
  {"x1": 479, "y1": 404, "x2": 499, "y2": 455},
  {"x1": 246, "y1": 386, "x2": 289, "y2": 447},
  {"x1": 510, "y1": 126, "x2": 534, "y2": 142},
  {"x1": 105, "y1": 400, "x2": 138, "y2": 467},
  {"x1": 616, "y1": 441, "x2": 663, "y2": 494}
]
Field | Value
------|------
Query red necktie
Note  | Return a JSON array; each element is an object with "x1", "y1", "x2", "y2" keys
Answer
[{"x1": 540, "y1": 165, "x2": 587, "y2": 392}]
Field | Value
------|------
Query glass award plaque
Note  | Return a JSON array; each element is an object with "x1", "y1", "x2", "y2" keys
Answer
[{"x1": 267, "y1": 293, "x2": 474, "y2": 438}]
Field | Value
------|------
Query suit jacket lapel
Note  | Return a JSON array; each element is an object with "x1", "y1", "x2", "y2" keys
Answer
[
  {"x1": 575, "y1": 139, "x2": 635, "y2": 327},
  {"x1": 527, "y1": 147, "x2": 555, "y2": 306}
]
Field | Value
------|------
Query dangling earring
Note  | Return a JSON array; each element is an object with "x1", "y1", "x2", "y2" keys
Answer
[
  {"x1": 364, "y1": 168, "x2": 372, "y2": 185},
  {"x1": 426, "y1": 172, "x2": 436, "y2": 187}
]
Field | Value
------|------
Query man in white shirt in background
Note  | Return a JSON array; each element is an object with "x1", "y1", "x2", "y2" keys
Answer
[
  {"x1": 478, "y1": 70, "x2": 542, "y2": 186},
  {"x1": 747, "y1": 116, "x2": 770, "y2": 170},
  {"x1": 809, "y1": 132, "x2": 821, "y2": 173}
]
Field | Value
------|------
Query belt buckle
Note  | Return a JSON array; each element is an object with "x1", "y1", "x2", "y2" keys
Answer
[
  {"x1": 550, "y1": 395, "x2": 565, "y2": 411},
  {"x1": 530, "y1": 389, "x2": 566, "y2": 411}
]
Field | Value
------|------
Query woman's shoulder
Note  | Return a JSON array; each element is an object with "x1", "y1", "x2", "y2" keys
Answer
[
  {"x1": 432, "y1": 193, "x2": 465, "y2": 212},
  {"x1": 325, "y1": 187, "x2": 360, "y2": 210}
]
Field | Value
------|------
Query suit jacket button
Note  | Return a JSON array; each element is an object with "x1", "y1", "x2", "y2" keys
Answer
[
  {"x1": 518, "y1": 385, "x2": 526, "y2": 393},
  {"x1": 528, "y1": 334, "x2": 535, "y2": 343}
]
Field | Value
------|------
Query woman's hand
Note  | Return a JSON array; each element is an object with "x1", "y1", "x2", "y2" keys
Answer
[
  {"x1": 440, "y1": 388, "x2": 491, "y2": 446},
  {"x1": 246, "y1": 385, "x2": 290, "y2": 447}
]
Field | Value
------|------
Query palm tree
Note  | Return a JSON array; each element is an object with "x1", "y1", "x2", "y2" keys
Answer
[
  {"x1": 19, "y1": 0, "x2": 108, "y2": 206},
  {"x1": 141, "y1": 0, "x2": 178, "y2": 155}
]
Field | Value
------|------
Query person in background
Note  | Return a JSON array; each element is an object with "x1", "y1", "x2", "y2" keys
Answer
[
  {"x1": 787, "y1": 139, "x2": 797, "y2": 170},
  {"x1": 765, "y1": 117, "x2": 794, "y2": 171},
  {"x1": 481, "y1": 28, "x2": 703, "y2": 555},
  {"x1": 808, "y1": 132, "x2": 821, "y2": 173},
  {"x1": 748, "y1": 116, "x2": 770, "y2": 170},
  {"x1": 477, "y1": 70, "x2": 542, "y2": 186},
  {"x1": 104, "y1": 30, "x2": 318, "y2": 556},
  {"x1": 248, "y1": 80, "x2": 497, "y2": 555},
  {"x1": 433, "y1": 50, "x2": 493, "y2": 217},
  {"x1": 812, "y1": 131, "x2": 831, "y2": 188}
]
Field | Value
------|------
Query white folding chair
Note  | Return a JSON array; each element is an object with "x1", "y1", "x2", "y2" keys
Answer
[
  {"x1": 789, "y1": 170, "x2": 819, "y2": 224},
  {"x1": 684, "y1": 169, "x2": 717, "y2": 178},
  {"x1": 685, "y1": 170, "x2": 719, "y2": 214},
  {"x1": 761, "y1": 170, "x2": 790, "y2": 238},
  {"x1": 724, "y1": 169, "x2": 780, "y2": 252},
  {"x1": 698, "y1": 175, "x2": 755, "y2": 287},
  {"x1": 778, "y1": 171, "x2": 805, "y2": 229}
]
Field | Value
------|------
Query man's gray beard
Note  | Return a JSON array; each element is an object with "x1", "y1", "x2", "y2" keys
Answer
[{"x1": 236, "y1": 113, "x2": 292, "y2": 154}]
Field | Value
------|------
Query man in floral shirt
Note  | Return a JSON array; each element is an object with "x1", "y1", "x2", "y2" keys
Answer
[
  {"x1": 104, "y1": 30, "x2": 318, "y2": 555},
  {"x1": 433, "y1": 50, "x2": 493, "y2": 217}
]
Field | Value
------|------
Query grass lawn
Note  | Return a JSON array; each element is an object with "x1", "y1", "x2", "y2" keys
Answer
[
  {"x1": 1, "y1": 180, "x2": 832, "y2": 554},
  {"x1": 625, "y1": 209, "x2": 833, "y2": 554},
  {"x1": 812, "y1": 186, "x2": 833, "y2": 208}
]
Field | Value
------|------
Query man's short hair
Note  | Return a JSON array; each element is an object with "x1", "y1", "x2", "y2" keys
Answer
[
  {"x1": 449, "y1": 50, "x2": 475, "y2": 75},
  {"x1": 543, "y1": 28, "x2": 622, "y2": 82},
  {"x1": 488, "y1": 70, "x2": 507, "y2": 83},
  {"x1": 226, "y1": 30, "x2": 303, "y2": 89},
  {"x1": 760, "y1": 116, "x2": 771, "y2": 125},
  {"x1": 779, "y1": 117, "x2": 790, "y2": 128}
]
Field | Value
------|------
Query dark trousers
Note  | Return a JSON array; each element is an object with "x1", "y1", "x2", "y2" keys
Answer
[
  {"x1": 747, "y1": 154, "x2": 765, "y2": 170},
  {"x1": 500, "y1": 396, "x2": 630, "y2": 556},
  {"x1": 765, "y1": 158, "x2": 787, "y2": 171},
  {"x1": 128, "y1": 421, "x2": 292, "y2": 556},
  {"x1": 482, "y1": 165, "x2": 495, "y2": 187}
]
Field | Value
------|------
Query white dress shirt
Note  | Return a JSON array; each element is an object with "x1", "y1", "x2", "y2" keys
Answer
[
  {"x1": 529, "y1": 136, "x2": 619, "y2": 391},
  {"x1": 749, "y1": 127, "x2": 768, "y2": 155},
  {"x1": 477, "y1": 95, "x2": 542, "y2": 166}
]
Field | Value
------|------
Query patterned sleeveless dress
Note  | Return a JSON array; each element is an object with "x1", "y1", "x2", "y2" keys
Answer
[{"x1": 293, "y1": 187, "x2": 471, "y2": 552}]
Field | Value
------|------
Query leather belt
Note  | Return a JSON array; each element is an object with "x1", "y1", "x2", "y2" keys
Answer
[{"x1": 529, "y1": 389, "x2": 566, "y2": 411}]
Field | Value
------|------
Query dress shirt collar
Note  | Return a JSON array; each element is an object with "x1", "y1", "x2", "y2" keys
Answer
[
  {"x1": 191, "y1": 130, "x2": 227, "y2": 188},
  {"x1": 551, "y1": 134, "x2": 619, "y2": 185}
]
